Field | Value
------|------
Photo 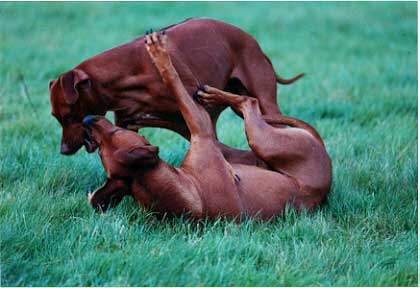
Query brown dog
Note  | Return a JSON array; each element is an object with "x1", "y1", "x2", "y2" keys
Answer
[
  {"x1": 49, "y1": 17, "x2": 303, "y2": 166},
  {"x1": 84, "y1": 31, "x2": 331, "y2": 219}
]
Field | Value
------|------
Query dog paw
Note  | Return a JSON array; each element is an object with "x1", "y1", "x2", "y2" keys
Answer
[
  {"x1": 144, "y1": 30, "x2": 170, "y2": 67},
  {"x1": 195, "y1": 85, "x2": 225, "y2": 106},
  {"x1": 192, "y1": 85, "x2": 206, "y2": 104},
  {"x1": 90, "y1": 198, "x2": 109, "y2": 213},
  {"x1": 196, "y1": 85, "x2": 244, "y2": 108}
]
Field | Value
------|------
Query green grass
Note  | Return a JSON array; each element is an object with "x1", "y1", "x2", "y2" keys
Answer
[{"x1": 0, "y1": 2, "x2": 417, "y2": 286}]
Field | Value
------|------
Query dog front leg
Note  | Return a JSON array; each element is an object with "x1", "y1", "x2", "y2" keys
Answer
[{"x1": 88, "y1": 178, "x2": 130, "y2": 212}]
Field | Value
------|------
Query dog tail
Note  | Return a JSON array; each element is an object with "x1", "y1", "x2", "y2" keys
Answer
[
  {"x1": 262, "y1": 115, "x2": 325, "y2": 147},
  {"x1": 263, "y1": 53, "x2": 304, "y2": 85},
  {"x1": 276, "y1": 73, "x2": 305, "y2": 85}
]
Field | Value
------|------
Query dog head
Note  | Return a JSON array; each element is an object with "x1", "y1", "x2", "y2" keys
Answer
[
  {"x1": 83, "y1": 115, "x2": 160, "y2": 178},
  {"x1": 50, "y1": 69, "x2": 107, "y2": 155}
]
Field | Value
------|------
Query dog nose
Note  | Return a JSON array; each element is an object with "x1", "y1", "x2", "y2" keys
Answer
[{"x1": 82, "y1": 115, "x2": 96, "y2": 128}]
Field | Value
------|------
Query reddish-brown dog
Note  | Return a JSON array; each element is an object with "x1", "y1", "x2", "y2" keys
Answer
[
  {"x1": 49, "y1": 18, "x2": 303, "y2": 166},
  {"x1": 84, "y1": 31, "x2": 331, "y2": 219}
]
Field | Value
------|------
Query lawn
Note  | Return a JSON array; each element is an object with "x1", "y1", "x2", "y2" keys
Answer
[{"x1": 0, "y1": 2, "x2": 418, "y2": 286}]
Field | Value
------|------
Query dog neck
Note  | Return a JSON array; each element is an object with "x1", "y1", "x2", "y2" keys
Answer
[
  {"x1": 132, "y1": 160, "x2": 182, "y2": 202},
  {"x1": 134, "y1": 160, "x2": 174, "y2": 185}
]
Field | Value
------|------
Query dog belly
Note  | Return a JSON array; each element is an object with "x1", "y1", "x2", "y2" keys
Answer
[{"x1": 232, "y1": 164, "x2": 299, "y2": 218}]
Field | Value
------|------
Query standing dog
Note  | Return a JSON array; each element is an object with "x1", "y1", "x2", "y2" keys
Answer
[
  {"x1": 83, "y1": 31, "x2": 331, "y2": 219},
  {"x1": 50, "y1": 18, "x2": 303, "y2": 166}
]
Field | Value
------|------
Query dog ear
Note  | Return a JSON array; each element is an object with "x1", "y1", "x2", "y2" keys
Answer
[
  {"x1": 60, "y1": 69, "x2": 90, "y2": 105},
  {"x1": 113, "y1": 145, "x2": 159, "y2": 167}
]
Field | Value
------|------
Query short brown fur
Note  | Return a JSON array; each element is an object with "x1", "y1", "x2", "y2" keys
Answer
[
  {"x1": 86, "y1": 32, "x2": 331, "y2": 219},
  {"x1": 50, "y1": 18, "x2": 303, "y2": 167}
]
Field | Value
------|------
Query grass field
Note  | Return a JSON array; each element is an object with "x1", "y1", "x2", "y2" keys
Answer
[{"x1": 0, "y1": 2, "x2": 418, "y2": 286}]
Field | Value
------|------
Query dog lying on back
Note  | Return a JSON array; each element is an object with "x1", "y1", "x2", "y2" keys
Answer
[
  {"x1": 50, "y1": 18, "x2": 303, "y2": 168},
  {"x1": 83, "y1": 31, "x2": 331, "y2": 219}
]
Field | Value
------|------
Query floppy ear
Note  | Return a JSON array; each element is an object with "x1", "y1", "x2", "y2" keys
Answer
[
  {"x1": 113, "y1": 145, "x2": 159, "y2": 166},
  {"x1": 60, "y1": 69, "x2": 90, "y2": 105}
]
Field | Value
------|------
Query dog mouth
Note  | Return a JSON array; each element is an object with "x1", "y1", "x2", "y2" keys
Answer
[{"x1": 83, "y1": 129, "x2": 98, "y2": 153}]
